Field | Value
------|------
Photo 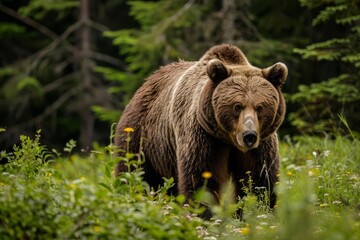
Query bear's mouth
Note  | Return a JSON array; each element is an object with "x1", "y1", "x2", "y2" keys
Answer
[{"x1": 234, "y1": 132, "x2": 259, "y2": 152}]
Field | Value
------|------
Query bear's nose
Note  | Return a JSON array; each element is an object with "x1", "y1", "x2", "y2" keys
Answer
[{"x1": 242, "y1": 130, "x2": 258, "y2": 148}]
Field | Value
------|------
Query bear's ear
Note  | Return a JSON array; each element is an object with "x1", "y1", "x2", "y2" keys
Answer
[
  {"x1": 262, "y1": 62, "x2": 288, "y2": 87},
  {"x1": 207, "y1": 59, "x2": 231, "y2": 83}
]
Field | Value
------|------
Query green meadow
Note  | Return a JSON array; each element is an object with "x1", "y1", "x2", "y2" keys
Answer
[{"x1": 0, "y1": 126, "x2": 359, "y2": 240}]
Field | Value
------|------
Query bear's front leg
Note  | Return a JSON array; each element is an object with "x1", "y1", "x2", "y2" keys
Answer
[
  {"x1": 230, "y1": 135, "x2": 280, "y2": 218},
  {"x1": 175, "y1": 137, "x2": 231, "y2": 219},
  {"x1": 177, "y1": 165, "x2": 215, "y2": 219},
  {"x1": 254, "y1": 135, "x2": 280, "y2": 209}
]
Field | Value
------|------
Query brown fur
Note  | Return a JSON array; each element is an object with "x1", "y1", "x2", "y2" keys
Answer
[{"x1": 114, "y1": 44, "x2": 287, "y2": 218}]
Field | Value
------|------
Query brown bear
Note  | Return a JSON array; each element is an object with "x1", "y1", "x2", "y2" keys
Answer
[{"x1": 114, "y1": 44, "x2": 287, "y2": 218}]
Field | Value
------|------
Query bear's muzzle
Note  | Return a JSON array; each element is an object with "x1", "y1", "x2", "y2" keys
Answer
[{"x1": 235, "y1": 116, "x2": 260, "y2": 151}]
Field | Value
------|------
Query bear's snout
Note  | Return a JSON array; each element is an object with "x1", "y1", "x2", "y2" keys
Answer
[
  {"x1": 243, "y1": 130, "x2": 258, "y2": 148},
  {"x1": 235, "y1": 115, "x2": 260, "y2": 151}
]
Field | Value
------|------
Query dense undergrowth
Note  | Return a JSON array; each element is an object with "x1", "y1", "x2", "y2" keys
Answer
[{"x1": 0, "y1": 127, "x2": 359, "y2": 239}]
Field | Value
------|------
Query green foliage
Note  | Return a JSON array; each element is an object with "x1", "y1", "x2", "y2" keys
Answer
[
  {"x1": 312, "y1": 4, "x2": 348, "y2": 26},
  {"x1": 63, "y1": 139, "x2": 77, "y2": 154},
  {"x1": 2, "y1": 130, "x2": 53, "y2": 180},
  {"x1": 92, "y1": 105, "x2": 121, "y2": 124},
  {"x1": 289, "y1": 75, "x2": 360, "y2": 133},
  {"x1": 0, "y1": 130, "x2": 207, "y2": 239},
  {"x1": 0, "y1": 0, "x2": 128, "y2": 148},
  {"x1": 15, "y1": 76, "x2": 43, "y2": 97},
  {"x1": 242, "y1": 39, "x2": 297, "y2": 67},
  {"x1": 101, "y1": 1, "x2": 200, "y2": 107},
  {"x1": 292, "y1": 0, "x2": 360, "y2": 134},
  {"x1": 0, "y1": 23, "x2": 26, "y2": 37},
  {"x1": 94, "y1": 1, "x2": 204, "y2": 123},
  {"x1": 19, "y1": 0, "x2": 79, "y2": 20},
  {"x1": 1, "y1": 128, "x2": 359, "y2": 239},
  {"x1": 294, "y1": 38, "x2": 349, "y2": 61}
]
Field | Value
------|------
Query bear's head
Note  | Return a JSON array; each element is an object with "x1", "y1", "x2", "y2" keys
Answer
[{"x1": 198, "y1": 45, "x2": 287, "y2": 152}]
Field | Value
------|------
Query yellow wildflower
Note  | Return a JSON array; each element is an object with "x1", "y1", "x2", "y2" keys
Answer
[
  {"x1": 308, "y1": 168, "x2": 319, "y2": 177},
  {"x1": 93, "y1": 226, "x2": 102, "y2": 232},
  {"x1": 240, "y1": 227, "x2": 251, "y2": 235},
  {"x1": 124, "y1": 127, "x2": 134, "y2": 133},
  {"x1": 202, "y1": 171, "x2": 212, "y2": 179}
]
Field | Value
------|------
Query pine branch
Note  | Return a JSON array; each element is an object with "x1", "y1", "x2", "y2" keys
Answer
[
  {"x1": 7, "y1": 84, "x2": 80, "y2": 131},
  {"x1": 238, "y1": 8, "x2": 263, "y2": 40},
  {"x1": 30, "y1": 21, "x2": 81, "y2": 70},
  {"x1": 85, "y1": 19, "x2": 109, "y2": 32},
  {"x1": 0, "y1": 5, "x2": 58, "y2": 40},
  {"x1": 43, "y1": 72, "x2": 78, "y2": 93},
  {"x1": 152, "y1": 0, "x2": 194, "y2": 36},
  {"x1": 89, "y1": 51, "x2": 126, "y2": 68},
  {"x1": 1, "y1": 7, "x2": 80, "y2": 71}
]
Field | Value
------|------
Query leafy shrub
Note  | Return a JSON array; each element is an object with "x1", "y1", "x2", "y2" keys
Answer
[
  {"x1": 0, "y1": 130, "x2": 206, "y2": 239},
  {"x1": 0, "y1": 128, "x2": 359, "y2": 239}
]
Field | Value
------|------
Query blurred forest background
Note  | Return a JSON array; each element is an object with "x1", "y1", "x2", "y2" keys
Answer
[{"x1": 0, "y1": 0, "x2": 359, "y2": 150}]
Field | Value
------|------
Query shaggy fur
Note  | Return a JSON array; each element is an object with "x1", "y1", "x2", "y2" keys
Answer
[{"x1": 114, "y1": 44, "x2": 287, "y2": 217}]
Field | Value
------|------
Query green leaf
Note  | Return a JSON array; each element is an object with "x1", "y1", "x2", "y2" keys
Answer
[
  {"x1": 125, "y1": 152, "x2": 135, "y2": 160},
  {"x1": 92, "y1": 105, "x2": 121, "y2": 123},
  {"x1": 0, "y1": 23, "x2": 26, "y2": 37},
  {"x1": 74, "y1": 188, "x2": 83, "y2": 202},
  {"x1": 64, "y1": 139, "x2": 76, "y2": 153},
  {"x1": 176, "y1": 194, "x2": 186, "y2": 204},
  {"x1": 104, "y1": 164, "x2": 112, "y2": 178},
  {"x1": 16, "y1": 76, "x2": 43, "y2": 95},
  {"x1": 98, "y1": 182, "x2": 113, "y2": 192}
]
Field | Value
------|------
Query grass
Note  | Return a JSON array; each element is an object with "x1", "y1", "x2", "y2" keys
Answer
[{"x1": 0, "y1": 129, "x2": 359, "y2": 239}]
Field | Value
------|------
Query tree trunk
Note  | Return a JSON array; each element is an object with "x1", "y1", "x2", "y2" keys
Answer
[
  {"x1": 221, "y1": 0, "x2": 236, "y2": 43},
  {"x1": 78, "y1": 0, "x2": 94, "y2": 148}
]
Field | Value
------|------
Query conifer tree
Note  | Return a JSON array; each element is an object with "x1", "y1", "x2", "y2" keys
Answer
[
  {"x1": 291, "y1": 0, "x2": 360, "y2": 134},
  {"x1": 0, "y1": 0, "x2": 122, "y2": 147}
]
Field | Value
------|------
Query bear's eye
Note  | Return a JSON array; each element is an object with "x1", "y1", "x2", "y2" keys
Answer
[
  {"x1": 256, "y1": 105, "x2": 263, "y2": 113},
  {"x1": 233, "y1": 104, "x2": 243, "y2": 116}
]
